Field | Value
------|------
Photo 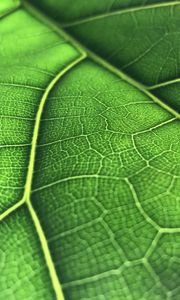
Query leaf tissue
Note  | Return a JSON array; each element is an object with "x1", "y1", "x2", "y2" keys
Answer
[{"x1": 0, "y1": 0, "x2": 180, "y2": 299}]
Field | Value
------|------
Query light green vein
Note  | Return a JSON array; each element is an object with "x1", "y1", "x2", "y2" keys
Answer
[
  {"x1": 23, "y1": 54, "x2": 86, "y2": 200},
  {"x1": 133, "y1": 117, "x2": 177, "y2": 136},
  {"x1": 32, "y1": 174, "x2": 125, "y2": 193},
  {"x1": 26, "y1": 199, "x2": 65, "y2": 300},
  {"x1": 143, "y1": 259, "x2": 168, "y2": 292},
  {"x1": 148, "y1": 78, "x2": 180, "y2": 90},
  {"x1": 22, "y1": 54, "x2": 86, "y2": 300},
  {"x1": 61, "y1": 1, "x2": 180, "y2": 28},
  {"x1": 125, "y1": 178, "x2": 160, "y2": 230},
  {"x1": 0, "y1": 82, "x2": 44, "y2": 91},
  {"x1": 144, "y1": 231, "x2": 162, "y2": 259},
  {"x1": 0, "y1": 198, "x2": 25, "y2": 222},
  {"x1": 160, "y1": 228, "x2": 180, "y2": 233}
]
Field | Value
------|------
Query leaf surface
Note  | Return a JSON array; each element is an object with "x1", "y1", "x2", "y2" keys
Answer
[{"x1": 0, "y1": 1, "x2": 180, "y2": 299}]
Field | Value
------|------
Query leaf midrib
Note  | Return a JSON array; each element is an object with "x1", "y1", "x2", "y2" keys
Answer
[{"x1": 22, "y1": 57, "x2": 86, "y2": 300}]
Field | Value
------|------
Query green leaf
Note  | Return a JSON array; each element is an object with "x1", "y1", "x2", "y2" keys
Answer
[{"x1": 0, "y1": 1, "x2": 180, "y2": 299}]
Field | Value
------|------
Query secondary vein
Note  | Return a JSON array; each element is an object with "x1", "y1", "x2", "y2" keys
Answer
[
  {"x1": 0, "y1": 198, "x2": 25, "y2": 221},
  {"x1": 62, "y1": 1, "x2": 180, "y2": 28}
]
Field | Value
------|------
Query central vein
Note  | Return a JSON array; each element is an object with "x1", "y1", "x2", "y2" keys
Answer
[
  {"x1": 23, "y1": 54, "x2": 86, "y2": 202},
  {"x1": 23, "y1": 54, "x2": 86, "y2": 300}
]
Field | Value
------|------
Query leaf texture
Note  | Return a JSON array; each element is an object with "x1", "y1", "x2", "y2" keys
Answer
[{"x1": 0, "y1": 0, "x2": 180, "y2": 299}]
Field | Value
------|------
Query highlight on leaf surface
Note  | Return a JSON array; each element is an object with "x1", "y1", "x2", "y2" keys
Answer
[{"x1": 0, "y1": 0, "x2": 180, "y2": 299}]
